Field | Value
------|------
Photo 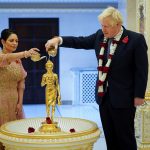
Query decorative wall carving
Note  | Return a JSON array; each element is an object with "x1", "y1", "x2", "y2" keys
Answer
[{"x1": 136, "y1": 0, "x2": 146, "y2": 35}]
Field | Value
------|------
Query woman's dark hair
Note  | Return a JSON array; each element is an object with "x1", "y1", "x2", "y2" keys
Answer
[{"x1": 0, "y1": 28, "x2": 18, "y2": 48}]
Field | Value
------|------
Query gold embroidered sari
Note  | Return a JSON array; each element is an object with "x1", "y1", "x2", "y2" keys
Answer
[{"x1": 0, "y1": 53, "x2": 27, "y2": 126}]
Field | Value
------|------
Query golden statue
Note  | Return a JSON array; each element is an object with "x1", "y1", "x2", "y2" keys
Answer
[
  {"x1": 41, "y1": 60, "x2": 61, "y2": 122},
  {"x1": 39, "y1": 47, "x2": 61, "y2": 132}
]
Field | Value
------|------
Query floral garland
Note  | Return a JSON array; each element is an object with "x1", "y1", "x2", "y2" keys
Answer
[{"x1": 97, "y1": 29, "x2": 126, "y2": 97}]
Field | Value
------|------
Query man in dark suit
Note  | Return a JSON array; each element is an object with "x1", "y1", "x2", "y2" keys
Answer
[{"x1": 45, "y1": 7, "x2": 148, "y2": 150}]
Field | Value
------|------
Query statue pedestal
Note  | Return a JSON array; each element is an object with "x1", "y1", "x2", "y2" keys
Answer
[
  {"x1": 39, "y1": 122, "x2": 61, "y2": 132},
  {"x1": 0, "y1": 117, "x2": 101, "y2": 150}
]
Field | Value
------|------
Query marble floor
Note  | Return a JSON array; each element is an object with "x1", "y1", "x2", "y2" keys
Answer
[{"x1": 23, "y1": 104, "x2": 107, "y2": 150}]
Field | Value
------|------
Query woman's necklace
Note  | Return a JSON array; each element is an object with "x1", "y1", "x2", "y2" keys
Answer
[{"x1": 1, "y1": 49, "x2": 7, "y2": 54}]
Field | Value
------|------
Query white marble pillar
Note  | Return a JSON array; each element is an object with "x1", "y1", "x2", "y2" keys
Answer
[
  {"x1": 136, "y1": 0, "x2": 150, "y2": 90},
  {"x1": 144, "y1": 0, "x2": 150, "y2": 90},
  {"x1": 127, "y1": 0, "x2": 150, "y2": 90}
]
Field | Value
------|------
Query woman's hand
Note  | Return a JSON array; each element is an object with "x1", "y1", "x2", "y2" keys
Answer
[
  {"x1": 15, "y1": 103, "x2": 23, "y2": 116},
  {"x1": 24, "y1": 48, "x2": 40, "y2": 58}
]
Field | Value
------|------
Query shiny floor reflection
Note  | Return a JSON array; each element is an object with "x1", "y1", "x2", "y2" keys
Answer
[{"x1": 23, "y1": 104, "x2": 107, "y2": 150}]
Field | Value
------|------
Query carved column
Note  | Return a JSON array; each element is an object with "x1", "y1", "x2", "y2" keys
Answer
[
  {"x1": 127, "y1": 0, "x2": 150, "y2": 91},
  {"x1": 136, "y1": 0, "x2": 150, "y2": 90}
]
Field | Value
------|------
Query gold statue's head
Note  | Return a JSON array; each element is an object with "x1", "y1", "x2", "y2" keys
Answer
[{"x1": 45, "y1": 60, "x2": 53, "y2": 70}]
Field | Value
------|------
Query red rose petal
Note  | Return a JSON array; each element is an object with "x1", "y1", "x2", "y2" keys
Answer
[
  {"x1": 46, "y1": 117, "x2": 52, "y2": 124},
  {"x1": 28, "y1": 127, "x2": 35, "y2": 133},
  {"x1": 70, "y1": 128, "x2": 75, "y2": 133}
]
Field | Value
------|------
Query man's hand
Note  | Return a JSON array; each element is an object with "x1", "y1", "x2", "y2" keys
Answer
[
  {"x1": 134, "y1": 97, "x2": 145, "y2": 107},
  {"x1": 45, "y1": 37, "x2": 60, "y2": 52}
]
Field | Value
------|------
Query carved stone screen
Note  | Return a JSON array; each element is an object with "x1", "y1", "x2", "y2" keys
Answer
[{"x1": 79, "y1": 71, "x2": 98, "y2": 104}]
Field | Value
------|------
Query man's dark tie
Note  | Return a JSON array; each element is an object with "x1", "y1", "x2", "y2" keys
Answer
[
  {"x1": 103, "y1": 38, "x2": 113, "y2": 65},
  {"x1": 107, "y1": 38, "x2": 113, "y2": 59}
]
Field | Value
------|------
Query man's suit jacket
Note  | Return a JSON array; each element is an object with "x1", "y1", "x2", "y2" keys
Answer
[{"x1": 61, "y1": 27, "x2": 148, "y2": 108}]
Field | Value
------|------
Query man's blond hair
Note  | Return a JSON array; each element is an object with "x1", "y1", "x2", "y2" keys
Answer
[{"x1": 98, "y1": 7, "x2": 123, "y2": 26}]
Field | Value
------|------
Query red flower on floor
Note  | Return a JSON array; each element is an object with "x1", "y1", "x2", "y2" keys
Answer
[
  {"x1": 28, "y1": 127, "x2": 35, "y2": 133},
  {"x1": 46, "y1": 117, "x2": 52, "y2": 124},
  {"x1": 70, "y1": 128, "x2": 76, "y2": 133},
  {"x1": 122, "y1": 36, "x2": 129, "y2": 43}
]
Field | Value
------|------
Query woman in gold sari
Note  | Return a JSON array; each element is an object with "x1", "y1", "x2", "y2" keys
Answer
[{"x1": 0, "y1": 29, "x2": 39, "y2": 149}]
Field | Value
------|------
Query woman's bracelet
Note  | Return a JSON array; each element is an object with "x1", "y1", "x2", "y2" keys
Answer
[{"x1": 24, "y1": 51, "x2": 28, "y2": 58}]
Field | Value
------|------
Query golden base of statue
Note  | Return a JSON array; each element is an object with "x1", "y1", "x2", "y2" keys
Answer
[
  {"x1": 39, "y1": 117, "x2": 61, "y2": 133},
  {"x1": 39, "y1": 122, "x2": 61, "y2": 133}
]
